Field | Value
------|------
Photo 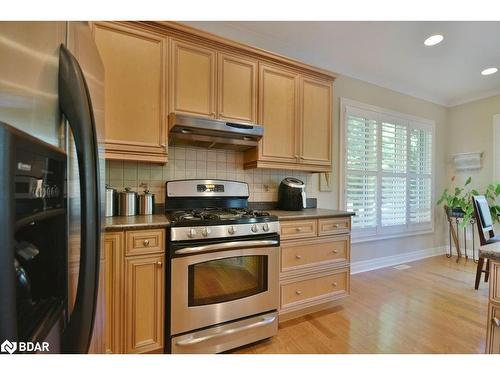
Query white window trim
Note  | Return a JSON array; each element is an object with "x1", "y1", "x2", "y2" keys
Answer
[{"x1": 339, "y1": 98, "x2": 436, "y2": 243}]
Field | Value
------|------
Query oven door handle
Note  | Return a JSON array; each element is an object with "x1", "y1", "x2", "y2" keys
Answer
[
  {"x1": 174, "y1": 239, "x2": 279, "y2": 255},
  {"x1": 175, "y1": 315, "x2": 277, "y2": 347}
]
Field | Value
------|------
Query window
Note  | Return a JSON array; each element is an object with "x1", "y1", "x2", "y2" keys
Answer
[{"x1": 341, "y1": 99, "x2": 434, "y2": 241}]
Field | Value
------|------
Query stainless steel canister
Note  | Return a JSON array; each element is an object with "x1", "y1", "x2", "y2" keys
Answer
[
  {"x1": 117, "y1": 187, "x2": 137, "y2": 216},
  {"x1": 138, "y1": 190, "x2": 155, "y2": 215},
  {"x1": 105, "y1": 185, "x2": 117, "y2": 217}
]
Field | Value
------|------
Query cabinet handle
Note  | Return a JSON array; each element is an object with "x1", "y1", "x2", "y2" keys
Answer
[
  {"x1": 295, "y1": 227, "x2": 303, "y2": 232},
  {"x1": 295, "y1": 255, "x2": 302, "y2": 260},
  {"x1": 157, "y1": 261, "x2": 163, "y2": 267},
  {"x1": 295, "y1": 290, "x2": 302, "y2": 295},
  {"x1": 493, "y1": 317, "x2": 500, "y2": 327},
  {"x1": 334, "y1": 224, "x2": 340, "y2": 228},
  {"x1": 143, "y1": 239, "x2": 150, "y2": 247},
  {"x1": 332, "y1": 282, "x2": 338, "y2": 287},
  {"x1": 332, "y1": 249, "x2": 338, "y2": 254}
]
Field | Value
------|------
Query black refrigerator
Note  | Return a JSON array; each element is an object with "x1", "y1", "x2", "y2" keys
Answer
[{"x1": 0, "y1": 22, "x2": 105, "y2": 354}]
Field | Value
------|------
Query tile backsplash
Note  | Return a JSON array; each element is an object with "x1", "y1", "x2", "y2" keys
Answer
[{"x1": 105, "y1": 146, "x2": 314, "y2": 203}]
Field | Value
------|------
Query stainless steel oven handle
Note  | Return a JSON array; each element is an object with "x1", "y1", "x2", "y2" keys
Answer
[
  {"x1": 174, "y1": 239, "x2": 279, "y2": 255},
  {"x1": 175, "y1": 315, "x2": 276, "y2": 347}
]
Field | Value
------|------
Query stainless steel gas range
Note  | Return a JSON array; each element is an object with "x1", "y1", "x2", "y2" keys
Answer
[{"x1": 164, "y1": 179, "x2": 280, "y2": 354}]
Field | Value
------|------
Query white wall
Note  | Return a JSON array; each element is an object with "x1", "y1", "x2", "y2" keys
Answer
[
  {"x1": 445, "y1": 95, "x2": 500, "y2": 251},
  {"x1": 447, "y1": 95, "x2": 500, "y2": 189}
]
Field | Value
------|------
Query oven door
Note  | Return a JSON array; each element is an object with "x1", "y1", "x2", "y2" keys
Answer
[{"x1": 170, "y1": 236, "x2": 279, "y2": 335}]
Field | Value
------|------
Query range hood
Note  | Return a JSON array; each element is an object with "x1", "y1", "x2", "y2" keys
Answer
[{"x1": 168, "y1": 113, "x2": 263, "y2": 151}]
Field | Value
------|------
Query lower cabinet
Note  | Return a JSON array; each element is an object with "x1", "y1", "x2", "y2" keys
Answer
[
  {"x1": 124, "y1": 254, "x2": 165, "y2": 353},
  {"x1": 486, "y1": 302, "x2": 500, "y2": 354},
  {"x1": 103, "y1": 229, "x2": 165, "y2": 354},
  {"x1": 486, "y1": 260, "x2": 500, "y2": 354},
  {"x1": 278, "y1": 216, "x2": 351, "y2": 321}
]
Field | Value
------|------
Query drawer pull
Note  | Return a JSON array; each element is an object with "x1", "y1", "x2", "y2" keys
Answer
[
  {"x1": 332, "y1": 282, "x2": 338, "y2": 287},
  {"x1": 332, "y1": 249, "x2": 338, "y2": 254},
  {"x1": 295, "y1": 255, "x2": 302, "y2": 260},
  {"x1": 493, "y1": 317, "x2": 500, "y2": 328},
  {"x1": 295, "y1": 290, "x2": 302, "y2": 295},
  {"x1": 143, "y1": 239, "x2": 150, "y2": 247},
  {"x1": 333, "y1": 224, "x2": 340, "y2": 228},
  {"x1": 295, "y1": 227, "x2": 303, "y2": 232},
  {"x1": 157, "y1": 261, "x2": 163, "y2": 267}
]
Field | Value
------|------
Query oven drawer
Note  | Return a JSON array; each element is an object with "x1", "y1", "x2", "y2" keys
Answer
[
  {"x1": 281, "y1": 269, "x2": 349, "y2": 308},
  {"x1": 125, "y1": 229, "x2": 165, "y2": 256},
  {"x1": 281, "y1": 236, "x2": 350, "y2": 272},
  {"x1": 280, "y1": 219, "x2": 317, "y2": 240},
  {"x1": 318, "y1": 217, "x2": 350, "y2": 236}
]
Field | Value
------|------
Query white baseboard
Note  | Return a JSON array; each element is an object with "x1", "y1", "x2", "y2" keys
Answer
[{"x1": 350, "y1": 246, "x2": 447, "y2": 275}]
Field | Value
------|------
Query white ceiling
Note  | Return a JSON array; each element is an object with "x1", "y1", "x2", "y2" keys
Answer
[{"x1": 182, "y1": 21, "x2": 500, "y2": 107}]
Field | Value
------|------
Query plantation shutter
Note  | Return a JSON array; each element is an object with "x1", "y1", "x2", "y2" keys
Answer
[
  {"x1": 345, "y1": 114, "x2": 378, "y2": 230},
  {"x1": 380, "y1": 121, "x2": 407, "y2": 227},
  {"x1": 344, "y1": 101, "x2": 434, "y2": 239},
  {"x1": 409, "y1": 127, "x2": 433, "y2": 224}
]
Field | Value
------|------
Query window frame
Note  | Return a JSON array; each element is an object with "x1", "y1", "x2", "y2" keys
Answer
[{"x1": 339, "y1": 98, "x2": 436, "y2": 243}]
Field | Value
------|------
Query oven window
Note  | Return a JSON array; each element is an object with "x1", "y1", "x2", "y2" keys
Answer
[{"x1": 188, "y1": 255, "x2": 268, "y2": 306}]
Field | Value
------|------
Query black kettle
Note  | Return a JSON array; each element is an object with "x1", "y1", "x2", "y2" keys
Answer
[{"x1": 277, "y1": 178, "x2": 307, "y2": 211}]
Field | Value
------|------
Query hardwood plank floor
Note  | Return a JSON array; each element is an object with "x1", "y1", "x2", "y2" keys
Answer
[{"x1": 233, "y1": 255, "x2": 489, "y2": 354}]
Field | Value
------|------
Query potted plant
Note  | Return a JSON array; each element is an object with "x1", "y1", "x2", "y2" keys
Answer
[{"x1": 437, "y1": 176, "x2": 500, "y2": 227}]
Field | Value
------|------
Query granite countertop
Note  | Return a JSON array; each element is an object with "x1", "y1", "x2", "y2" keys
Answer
[
  {"x1": 104, "y1": 214, "x2": 170, "y2": 231},
  {"x1": 479, "y1": 242, "x2": 500, "y2": 262},
  {"x1": 267, "y1": 208, "x2": 354, "y2": 221},
  {"x1": 103, "y1": 208, "x2": 353, "y2": 231}
]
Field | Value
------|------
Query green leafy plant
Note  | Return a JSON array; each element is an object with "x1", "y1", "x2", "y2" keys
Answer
[{"x1": 437, "y1": 176, "x2": 500, "y2": 227}]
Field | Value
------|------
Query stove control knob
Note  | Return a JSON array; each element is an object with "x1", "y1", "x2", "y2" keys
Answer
[
  {"x1": 187, "y1": 228, "x2": 197, "y2": 239},
  {"x1": 262, "y1": 223, "x2": 270, "y2": 232},
  {"x1": 201, "y1": 227, "x2": 211, "y2": 237},
  {"x1": 251, "y1": 224, "x2": 259, "y2": 233},
  {"x1": 228, "y1": 226, "x2": 236, "y2": 235}
]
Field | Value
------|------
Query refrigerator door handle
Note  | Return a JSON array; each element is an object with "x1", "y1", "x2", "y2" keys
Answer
[{"x1": 58, "y1": 44, "x2": 101, "y2": 354}]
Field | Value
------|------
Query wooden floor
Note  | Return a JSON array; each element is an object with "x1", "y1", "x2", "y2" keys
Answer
[{"x1": 233, "y1": 255, "x2": 490, "y2": 354}]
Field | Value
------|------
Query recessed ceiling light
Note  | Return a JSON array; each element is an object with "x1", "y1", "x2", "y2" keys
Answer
[
  {"x1": 481, "y1": 67, "x2": 498, "y2": 76},
  {"x1": 424, "y1": 34, "x2": 444, "y2": 46}
]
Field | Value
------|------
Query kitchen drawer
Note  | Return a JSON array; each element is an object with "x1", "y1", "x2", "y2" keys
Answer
[
  {"x1": 318, "y1": 217, "x2": 350, "y2": 236},
  {"x1": 486, "y1": 302, "x2": 500, "y2": 354},
  {"x1": 280, "y1": 219, "x2": 317, "y2": 240},
  {"x1": 281, "y1": 269, "x2": 348, "y2": 308},
  {"x1": 281, "y1": 236, "x2": 349, "y2": 272},
  {"x1": 490, "y1": 261, "x2": 500, "y2": 303},
  {"x1": 125, "y1": 229, "x2": 165, "y2": 256}
]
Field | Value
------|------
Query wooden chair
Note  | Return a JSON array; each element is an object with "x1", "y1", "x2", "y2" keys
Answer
[{"x1": 472, "y1": 195, "x2": 500, "y2": 289}]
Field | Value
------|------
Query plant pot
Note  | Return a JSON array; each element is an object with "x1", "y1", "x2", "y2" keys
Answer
[{"x1": 448, "y1": 207, "x2": 465, "y2": 218}]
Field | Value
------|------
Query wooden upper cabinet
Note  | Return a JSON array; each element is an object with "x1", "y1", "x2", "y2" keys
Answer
[
  {"x1": 218, "y1": 53, "x2": 257, "y2": 124},
  {"x1": 299, "y1": 76, "x2": 332, "y2": 165},
  {"x1": 124, "y1": 254, "x2": 164, "y2": 354},
  {"x1": 169, "y1": 39, "x2": 216, "y2": 118},
  {"x1": 93, "y1": 22, "x2": 167, "y2": 163},
  {"x1": 257, "y1": 64, "x2": 299, "y2": 164}
]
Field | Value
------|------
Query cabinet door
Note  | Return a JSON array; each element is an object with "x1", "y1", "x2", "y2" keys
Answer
[
  {"x1": 104, "y1": 232, "x2": 124, "y2": 354},
  {"x1": 169, "y1": 39, "x2": 216, "y2": 118},
  {"x1": 124, "y1": 254, "x2": 164, "y2": 353},
  {"x1": 93, "y1": 22, "x2": 167, "y2": 163},
  {"x1": 487, "y1": 303, "x2": 500, "y2": 354},
  {"x1": 299, "y1": 76, "x2": 332, "y2": 166},
  {"x1": 258, "y1": 64, "x2": 299, "y2": 163},
  {"x1": 218, "y1": 53, "x2": 257, "y2": 123}
]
